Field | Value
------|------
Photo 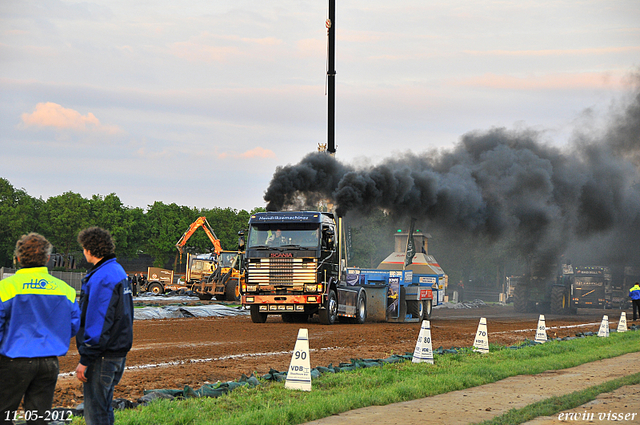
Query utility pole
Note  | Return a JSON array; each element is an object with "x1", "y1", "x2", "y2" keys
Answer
[{"x1": 327, "y1": 0, "x2": 336, "y2": 155}]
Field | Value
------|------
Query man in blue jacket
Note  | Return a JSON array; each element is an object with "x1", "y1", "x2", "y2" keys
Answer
[
  {"x1": 0, "y1": 233, "x2": 80, "y2": 425},
  {"x1": 629, "y1": 282, "x2": 640, "y2": 321},
  {"x1": 75, "y1": 227, "x2": 133, "y2": 425}
]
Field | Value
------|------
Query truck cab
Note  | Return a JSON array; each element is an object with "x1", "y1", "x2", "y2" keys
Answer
[{"x1": 242, "y1": 211, "x2": 340, "y2": 323}]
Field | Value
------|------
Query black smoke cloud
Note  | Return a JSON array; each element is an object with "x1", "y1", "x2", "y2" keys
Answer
[{"x1": 264, "y1": 78, "x2": 640, "y2": 267}]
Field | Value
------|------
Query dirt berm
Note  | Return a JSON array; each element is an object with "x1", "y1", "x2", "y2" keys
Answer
[{"x1": 303, "y1": 352, "x2": 640, "y2": 425}]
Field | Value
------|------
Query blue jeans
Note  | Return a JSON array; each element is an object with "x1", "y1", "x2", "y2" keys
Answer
[
  {"x1": 83, "y1": 356, "x2": 126, "y2": 425},
  {"x1": 0, "y1": 355, "x2": 58, "y2": 425}
]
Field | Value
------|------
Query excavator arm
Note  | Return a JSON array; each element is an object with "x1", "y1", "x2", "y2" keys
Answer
[{"x1": 176, "y1": 216, "x2": 223, "y2": 256}]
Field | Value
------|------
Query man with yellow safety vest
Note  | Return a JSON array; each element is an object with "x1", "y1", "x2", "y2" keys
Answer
[
  {"x1": 0, "y1": 233, "x2": 80, "y2": 424},
  {"x1": 630, "y1": 282, "x2": 640, "y2": 322}
]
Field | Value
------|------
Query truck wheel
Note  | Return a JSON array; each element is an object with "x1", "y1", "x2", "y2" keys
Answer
[
  {"x1": 513, "y1": 284, "x2": 529, "y2": 313},
  {"x1": 550, "y1": 286, "x2": 568, "y2": 314},
  {"x1": 354, "y1": 290, "x2": 366, "y2": 324},
  {"x1": 398, "y1": 286, "x2": 407, "y2": 322},
  {"x1": 225, "y1": 279, "x2": 240, "y2": 302},
  {"x1": 250, "y1": 305, "x2": 268, "y2": 323},
  {"x1": 408, "y1": 300, "x2": 423, "y2": 319},
  {"x1": 423, "y1": 299, "x2": 433, "y2": 320},
  {"x1": 196, "y1": 293, "x2": 213, "y2": 301},
  {"x1": 148, "y1": 282, "x2": 164, "y2": 295},
  {"x1": 319, "y1": 289, "x2": 338, "y2": 325}
]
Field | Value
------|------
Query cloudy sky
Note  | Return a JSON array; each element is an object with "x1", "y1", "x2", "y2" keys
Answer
[{"x1": 1, "y1": 0, "x2": 639, "y2": 212}]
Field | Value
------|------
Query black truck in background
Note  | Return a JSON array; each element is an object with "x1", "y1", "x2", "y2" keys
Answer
[{"x1": 511, "y1": 263, "x2": 637, "y2": 314}]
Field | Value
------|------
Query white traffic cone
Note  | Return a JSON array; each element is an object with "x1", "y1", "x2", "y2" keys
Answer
[
  {"x1": 534, "y1": 314, "x2": 547, "y2": 344},
  {"x1": 473, "y1": 317, "x2": 489, "y2": 354},
  {"x1": 617, "y1": 312, "x2": 627, "y2": 333},
  {"x1": 597, "y1": 315, "x2": 610, "y2": 338},
  {"x1": 412, "y1": 320, "x2": 434, "y2": 364},
  {"x1": 285, "y1": 328, "x2": 312, "y2": 391}
]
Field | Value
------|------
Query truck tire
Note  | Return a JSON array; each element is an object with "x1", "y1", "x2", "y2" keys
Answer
[
  {"x1": 319, "y1": 289, "x2": 338, "y2": 325},
  {"x1": 250, "y1": 305, "x2": 268, "y2": 323},
  {"x1": 148, "y1": 282, "x2": 164, "y2": 295},
  {"x1": 408, "y1": 300, "x2": 423, "y2": 319},
  {"x1": 513, "y1": 284, "x2": 529, "y2": 313},
  {"x1": 550, "y1": 286, "x2": 568, "y2": 314},
  {"x1": 354, "y1": 290, "x2": 366, "y2": 324},
  {"x1": 398, "y1": 286, "x2": 407, "y2": 322},
  {"x1": 225, "y1": 279, "x2": 240, "y2": 302},
  {"x1": 423, "y1": 299, "x2": 433, "y2": 320}
]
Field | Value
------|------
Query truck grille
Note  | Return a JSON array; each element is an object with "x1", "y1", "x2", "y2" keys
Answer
[{"x1": 248, "y1": 258, "x2": 316, "y2": 285}]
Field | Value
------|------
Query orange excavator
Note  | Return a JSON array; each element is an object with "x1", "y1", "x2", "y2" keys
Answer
[
  {"x1": 174, "y1": 217, "x2": 243, "y2": 301},
  {"x1": 175, "y1": 216, "x2": 222, "y2": 263}
]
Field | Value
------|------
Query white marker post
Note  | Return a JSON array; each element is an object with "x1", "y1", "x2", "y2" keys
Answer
[
  {"x1": 597, "y1": 315, "x2": 610, "y2": 338},
  {"x1": 617, "y1": 312, "x2": 628, "y2": 333},
  {"x1": 285, "y1": 328, "x2": 312, "y2": 391},
  {"x1": 534, "y1": 314, "x2": 547, "y2": 344},
  {"x1": 412, "y1": 320, "x2": 434, "y2": 364},
  {"x1": 473, "y1": 317, "x2": 489, "y2": 354}
]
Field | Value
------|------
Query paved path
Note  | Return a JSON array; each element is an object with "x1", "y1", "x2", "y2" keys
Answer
[
  {"x1": 304, "y1": 352, "x2": 640, "y2": 425},
  {"x1": 522, "y1": 383, "x2": 640, "y2": 424}
]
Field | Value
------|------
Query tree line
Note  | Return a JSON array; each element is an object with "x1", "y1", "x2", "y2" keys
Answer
[
  {"x1": 0, "y1": 178, "x2": 512, "y2": 288},
  {"x1": 0, "y1": 178, "x2": 260, "y2": 269}
]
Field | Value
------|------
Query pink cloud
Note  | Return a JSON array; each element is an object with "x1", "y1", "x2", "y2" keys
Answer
[
  {"x1": 240, "y1": 37, "x2": 281, "y2": 46},
  {"x1": 217, "y1": 146, "x2": 276, "y2": 160},
  {"x1": 169, "y1": 32, "x2": 281, "y2": 62},
  {"x1": 463, "y1": 46, "x2": 640, "y2": 57},
  {"x1": 21, "y1": 102, "x2": 121, "y2": 134},
  {"x1": 240, "y1": 146, "x2": 276, "y2": 159},
  {"x1": 297, "y1": 38, "x2": 325, "y2": 57},
  {"x1": 450, "y1": 72, "x2": 627, "y2": 90},
  {"x1": 170, "y1": 41, "x2": 239, "y2": 62}
]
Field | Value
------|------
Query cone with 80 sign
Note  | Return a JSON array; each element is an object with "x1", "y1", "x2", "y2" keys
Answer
[{"x1": 412, "y1": 320, "x2": 434, "y2": 364}]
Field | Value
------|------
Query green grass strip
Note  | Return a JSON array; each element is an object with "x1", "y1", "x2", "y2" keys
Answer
[
  {"x1": 71, "y1": 331, "x2": 640, "y2": 425},
  {"x1": 478, "y1": 372, "x2": 640, "y2": 425}
]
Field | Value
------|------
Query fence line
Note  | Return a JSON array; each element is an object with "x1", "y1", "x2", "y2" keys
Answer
[{"x1": 1, "y1": 267, "x2": 85, "y2": 293}]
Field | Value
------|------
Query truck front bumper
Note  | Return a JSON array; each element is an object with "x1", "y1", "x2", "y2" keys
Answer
[{"x1": 242, "y1": 294, "x2": 322, "y2": 305}]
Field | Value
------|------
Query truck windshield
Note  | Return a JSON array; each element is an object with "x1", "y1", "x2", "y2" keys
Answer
[{"x1": 247, "y1": 224, "x2": 320, "y2": 249}]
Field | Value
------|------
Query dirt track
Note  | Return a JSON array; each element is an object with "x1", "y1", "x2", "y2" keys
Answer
[{"x1": 52, "y1": 302, "x2": 624, "y2": 409}]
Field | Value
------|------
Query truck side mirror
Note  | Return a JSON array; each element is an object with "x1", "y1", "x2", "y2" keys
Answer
[
  {"x1": 237, "y1": 230, "x2": 245, "y2": 250},
  {"x1": 324, "y1": 228, "x2": 335, "y2": 249}
]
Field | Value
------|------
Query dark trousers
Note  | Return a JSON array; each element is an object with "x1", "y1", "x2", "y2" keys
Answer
[
  {"x1": 83, "y1": 356, "x2": 126, "y2": 425},
  {"x1": 0, "y1": 355, "x2": 59, "y2": 425},
  {"x1": 632, "y1": 299, "x2": 640, "y2": 321}
]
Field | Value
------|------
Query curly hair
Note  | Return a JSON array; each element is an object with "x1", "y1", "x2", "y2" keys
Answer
[
  {"x1": 15, "y1": 233, "x2": 53, "y2": 267},
  {"x1": 77, "y1": 227, "x2": 115, "y2": 259}
]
